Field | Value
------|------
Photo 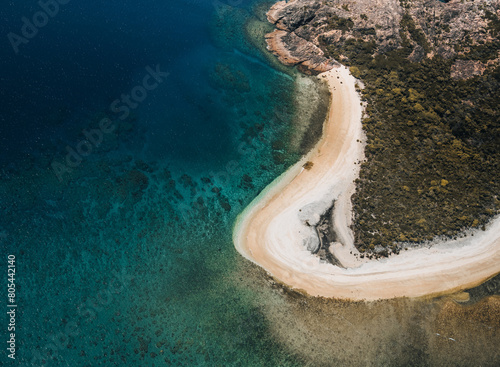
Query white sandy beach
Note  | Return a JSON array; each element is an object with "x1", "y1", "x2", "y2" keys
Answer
[{"x1": 233, "y1": 66, "x2": 500, "y2": 301}]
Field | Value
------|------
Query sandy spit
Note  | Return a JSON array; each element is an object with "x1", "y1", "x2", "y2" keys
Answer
[{"x1": 233, "y1": 66, "x2": 500, "y2": 301}]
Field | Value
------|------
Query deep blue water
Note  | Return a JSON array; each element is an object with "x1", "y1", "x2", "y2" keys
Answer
[
  {"x1": 0, "y1": 0, "x2": 251, "y2": 166},
  {"x1": 1, "y1": 0, "x2": 308, "y2": 365}
]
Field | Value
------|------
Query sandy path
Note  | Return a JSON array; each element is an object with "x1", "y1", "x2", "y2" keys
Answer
[{"x1": 233, "y1": 66, "x2": 500, "y2": 301}]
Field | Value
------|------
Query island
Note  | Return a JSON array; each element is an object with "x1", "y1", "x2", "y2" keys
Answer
[{"x1": 233, "y1": 0, "x2": 500, "y2": 300}]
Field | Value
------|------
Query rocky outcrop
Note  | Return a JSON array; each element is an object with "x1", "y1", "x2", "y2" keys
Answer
[
  {"x1": 265, "y1": 29, "x2": 338, "y2": 74},
  {"x1": 451, "y1": 59, "x2": 487, "y2": 80},
  {"x1": 265, "y1": 0, "x2": 500, "y2": 74},
  {"x1": 267, "y1": 1, "x2": 323, "y2": 32}
]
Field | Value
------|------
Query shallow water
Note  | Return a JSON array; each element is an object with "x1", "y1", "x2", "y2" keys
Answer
[{"x1": 0, "y1": 0, "x2": 499, "y2": 366}]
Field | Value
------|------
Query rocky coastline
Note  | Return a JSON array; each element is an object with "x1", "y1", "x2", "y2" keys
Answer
[
  {"x1": 265, "y1": 0, "x2": 499, "y2": 77},
  {"x1": 265, "y1": 28, "x2": 338, "y2": 74}
]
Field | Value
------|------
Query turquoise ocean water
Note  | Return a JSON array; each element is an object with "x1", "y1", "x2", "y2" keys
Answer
[
  {"x1": 0, "y1": 0, "x2": 316, "y2": 365},
  {"x1": 1, "y1": 0, "x2": 499, "y2": 366}
]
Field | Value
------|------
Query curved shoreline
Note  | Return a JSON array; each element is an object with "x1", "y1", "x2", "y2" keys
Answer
[{"x1": 233, "y1": 66, "x2": 500, "y2": 301}]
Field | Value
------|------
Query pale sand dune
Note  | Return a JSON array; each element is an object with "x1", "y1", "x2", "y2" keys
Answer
[{"x1": 233, "y1": 66, "x2": 500, "y2": 301}]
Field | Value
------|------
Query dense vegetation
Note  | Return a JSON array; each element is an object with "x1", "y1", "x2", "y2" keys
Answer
[{"x1": 319, "y1": 11, "x2": 500, "y2": 256}]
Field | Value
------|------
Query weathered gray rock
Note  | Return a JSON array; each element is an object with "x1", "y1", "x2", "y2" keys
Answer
[
  {"x1": 298, "y1": 202, "x2": 324, "y2": 226},
  {"x1": 268, "y1": 0, "x2": 323, "y2": 32},
  {"x1": 303, "y1": 234, "x2": 320, "y2": 253},
  {"x1": 408, "y1": 44, "x2": 426, "y2": 63},
  {"x1": 451, "y1": 59, "x2": 487, "y2": 80}
]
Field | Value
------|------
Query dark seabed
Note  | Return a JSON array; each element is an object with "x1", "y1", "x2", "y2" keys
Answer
[{"x1": 0, "y1": 0, "x2": 499, "y2": 366}]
